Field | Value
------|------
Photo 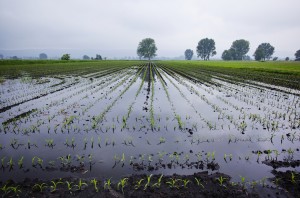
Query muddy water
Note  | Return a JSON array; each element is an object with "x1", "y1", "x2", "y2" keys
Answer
[{"x1": 0, "y1": 64, "x2": 299, "y2": 185}]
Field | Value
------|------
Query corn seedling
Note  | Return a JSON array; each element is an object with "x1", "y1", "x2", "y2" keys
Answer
[
  {"x1": 134, "y1": 179, "x2": 144, "y2": 190},
  {"x1": 65, "y1": 181, "x2": 74, "y2": 191},
  {"x1": 0, "y1": 184, "x2": 10, "y2": 195},
  {"x1": 216, "y1": 176, "x2": 227, "y2": 186},
  {"x1": 45, "y1": 139, "x2": 55, "y2": 148},
  {"x1": 240, "y1": 176, "x2": 246, "y2": 188},
  {"x1": 7, "y1": 185, "x2": 21, "y2": 195},
  {"x1": 90, "y1": 178, "x2": 99, "y2": 192},
  {"x1": 74, "y1": 179, "x2": 88, "y2": 191},
  {"x1": 1, "y1": 157, "x2": 6, "y2": 169},
  {"x1": 152, "y1": 174, "x2": 163, "y2": 188},
  {"x1": 290, "y1": 172, "x2": 297, "y2": 184},
  {"x1": 104, "y1": 178, "x2": 112, "y2": 190},
  {"x1": 8, "y1": 157, "x2": 14, "y2": 170},
  {"x1": 18, "y1": 156, "x2": 24, "y2": 169},
  {"x1": 166, "y1": 178, "x2": 179, "y2": 189},
  {"x1": 117, "y1": 178, "x2": 128, "y2": 194},
  {"x1": 32, "y1": 183, "x2": 47, "y2": 192},
  {"x1": 144, "y1": 174, "x2": 153, "y2": 190},
  {"x1": 194, "y1": 178, "x2": 204, "y2": 189},
  {"x1": 50, "y1": 179, "x2": 63, "y2": 192},
  {"x1": 250, "y1": 180, "x2": 257, "y2": 189},
  {"x1": 182, "y1": 179, "x2": 190, "y2": 188}
]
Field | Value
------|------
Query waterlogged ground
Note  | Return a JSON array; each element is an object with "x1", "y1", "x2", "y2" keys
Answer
[{"x1": 0, "y1": 62, "x2": 299, "y2": 197}]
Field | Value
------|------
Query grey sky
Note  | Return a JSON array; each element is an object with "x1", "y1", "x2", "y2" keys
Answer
[{"x1": 0, "y1": 0, "x2": 299, "y2": 59}]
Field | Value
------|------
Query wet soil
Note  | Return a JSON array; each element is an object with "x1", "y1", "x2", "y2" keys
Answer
[{"x1": 0, "y1": 171, "x2": 294, "y2": 198}]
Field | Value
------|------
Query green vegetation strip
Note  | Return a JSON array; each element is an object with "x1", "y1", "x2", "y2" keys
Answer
[
  {"x1": 0, "y1": 60, "x2": 143, "y2": 79},
  {"x1": 157, "y1": 61, "x2": 300, "y2": 90}
]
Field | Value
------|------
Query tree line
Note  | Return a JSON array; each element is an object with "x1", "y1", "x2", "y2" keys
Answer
[{"x1": 185, "y1": 38, "x2": 276, "y2": 61}]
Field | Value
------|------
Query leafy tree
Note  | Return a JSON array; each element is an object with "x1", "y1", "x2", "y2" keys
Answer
[
  {"x1": 254, "y1": 43, "x2": 274, "y2": 61},
  {"x1": 0, "y1": 54, "x2": 3, "y2": 59},
  {"x1": 295, "y1": 50, "x2": 300, "y2": 59},
  {"x1": 137, "y1": 38, "x2": 157, "y2": 60},
  {"x1": 253, "y1": 48, "x2": 264, "y2": 61},
  {"x1": 273, "y1": 57, "x2": 278, "y2": 61},
  {"x1": 184, "y1": 49, "x2": 193, "y2": 60},
  {"x1": 39, "y1": 53, "x2": 47, "y2": 60},
  {"x1": 196, "y1": 38, "x2": 216, "y2": 60},
  {"x1": 229, "y1": 39, "x2": 250, "y2": 60},
  {"x1": 95, "y1": 54, "x2": 102, "y2": 60},
  {"x1": 285, "y1": 57, "x2": 289, "y2": 61},
  {"x1": 83, "y1": 55, "x2": 90, "y2": 60},
  {"x1": 221, "y1": 49, "x2": 234, "y2": 60},
  {"x1": 61, "y1": 54, "x2": 70, "y2": 60},
  {"x1": 11, "y1": 56, "x2": 19, "y2": 60}
]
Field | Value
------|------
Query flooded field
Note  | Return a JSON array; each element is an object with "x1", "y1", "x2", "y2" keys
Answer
[{"x1": 0, "y1": 61, "x2": 299, "y2": 197}]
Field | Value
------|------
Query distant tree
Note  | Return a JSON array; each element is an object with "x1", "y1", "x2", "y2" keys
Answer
[
  {"x1": 196, "y1": 38, "x2": 216, "y2": 60},
  {"x1": 243, "y1": 55, "x2": 251, "y2": 61},
  {"x1": 11, "y1": 56, "x2": 19, "y2": 60},
  {"x1": 137, "y1": 38, "x2": 157, "y2": 60},
  {"x1": 295, "y1": 50, "x2": 300, "y2": 59},
  {"x1": 83, "y1": 55, "x2": 90, "y2": 60},
  {"x1": 61, "y1": 54, "x2": 70, "y2": 60},
  {"x1": 229, "y1": 39, "x2": 250, "y2": 60},
  {"x1": 285, "y1": 57, "x2": 289, "y2": 61},
  {"x1": 273, "y1": 57, "x2": 278, "y2": 61},
  {"x1": 39, "y1": 53, "x2": 47, "y2": 60},
  {"x1": 221, "y1": 49, "x2": 233, "y2": 60},
  {"x1": 254, "y1": 43, "x2": 274, "y2": 61},
  {"x1": 0, "y1": 54, "x2": 3, "y2": 59},
  {"x1": 253, "y1": 48, "x2": 264, "y2": 61},
  {"x1": 95, "y1": 54, "x2": 102, "y2": 60},
  {"x1": 184, "y1": 49, "x2": 193, "y2": 60}
]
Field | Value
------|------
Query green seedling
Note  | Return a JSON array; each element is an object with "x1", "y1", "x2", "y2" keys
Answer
[
  {"x1": 250, "y1": 180, "x2": 257, "y2": 189},
  {"x1": 194, "y1": 178, "x2": 204, "y2": 189},
  {"x1": 158, "y1": 137, "x2": 166, "y2": 145},
  {"x1": 74, "y1": 179, "x2": 88, "y2": 191},
  {"x1": 8, "y1": 157, "x2": 14, "y2": 170},
  {"x1": 1, "y1": 157, "x2": 6, "y2": 169},
  {"x1": 117, "y1": 178, "x2": 128, "y2": 194},
  {"x1": 90, "y1": 178, "x2": 99, "y2": 192},
  {"x1": 7, "y1": 185, "x2": 21, "y2": 195},
  {"x1": 240, "y1": 176, "x2": 246, "y2": 188},
  {"x1": 18, "y1": 156, "x2": 24, "y2": 169},
  {"x1": 134, "y1": 179, "x2": 144, "y2": 190},
  {"x1": 166, "y1": 178, "x2": 179, "y2": 189},
  {"x1": 266, "y1": 149, "x2": 272, "y2": 160},
  {"x1": 71, "y1": 137, "x2": 76, "y2": 148},
  {"x1": 144, "y1": 174, "x2": 153, "y2": 190},
  {"x1": 0, "y1": 184, "x2": 10, "y2": 195},
  {"x1": 290, "y1": 172, "x2": 297, "y2": 184},
  {"x1": 152, "y1": 174, "x2": 163, "y2": 188},
  {"x1": 50, "y1": 179, "x2": 63, "y2": 192},
  {"x1": 65, "y1": 181, "x2": 74, "y2": 191},
  {"x1": 45, "y1": 139, "x2": 55, "y2": 148},
  {"x1": 76, "y1": 154, "x2": 85, "y2": 164},
  {"x1": 216, "y1": 176, "x2": 227, "y2": 186},
  {"x1": 121, "y1": 153, "x2": 125, "y2": 163},
  {"x1": 256, "y1": 151, "x2": 262, "y2": 162},
  {"x1": 182, "y1": 179, "x2": 190, "y2": 188},
  {"x1": 104, "y1": 178, "x2": 112, "y2": 190},
  {"x1": 32, "y1": 183, "x2": 47, "y2": 192}
]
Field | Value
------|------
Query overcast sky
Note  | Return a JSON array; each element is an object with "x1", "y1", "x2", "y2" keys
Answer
[{"x1": 0, "y1": 0, "x2": 299, "y2": 59}]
